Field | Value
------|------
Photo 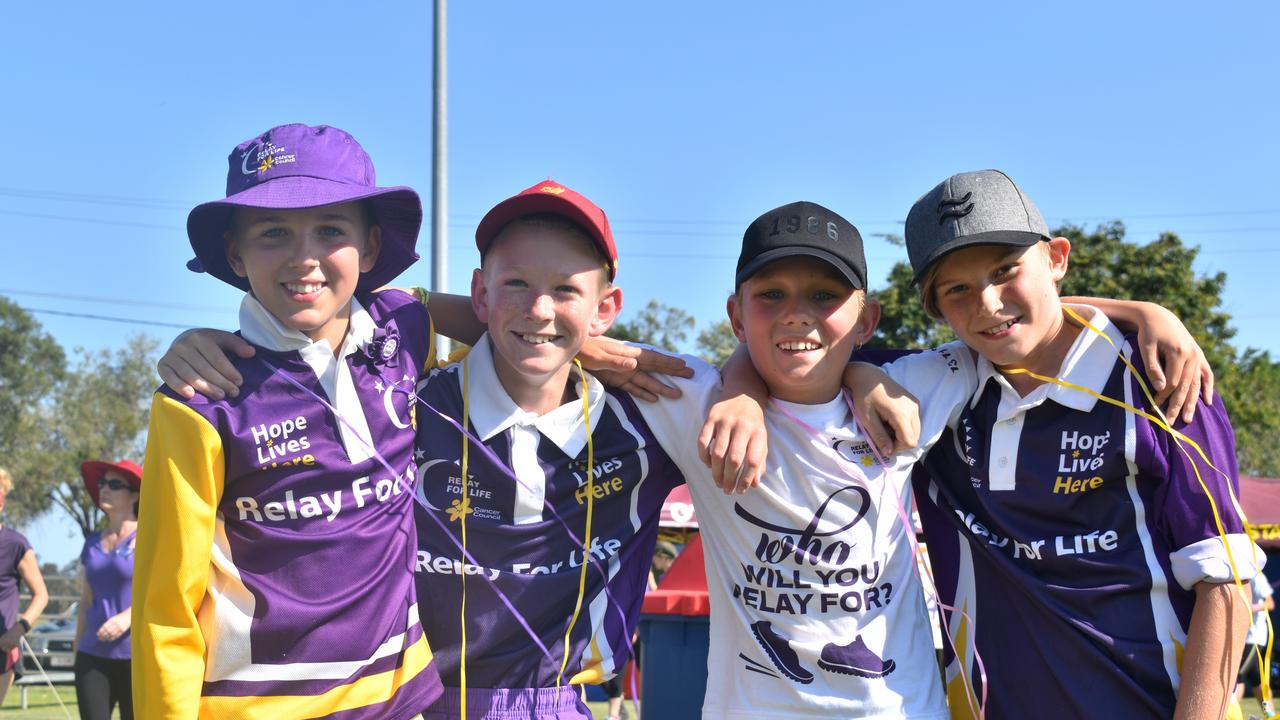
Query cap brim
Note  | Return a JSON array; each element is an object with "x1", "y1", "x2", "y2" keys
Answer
[
  {"x1": 475, "y1": 193, "x2": 614, "y2": 279},
  {"x1": 187, "y1": 177, "x2": 422, "y2": 291},
  {"x1": 909, "y1": 230, "x2": 1046, "y2": 285},
  {"x1": 735, "y1": 247, "x2": 865, "y2": 289}
]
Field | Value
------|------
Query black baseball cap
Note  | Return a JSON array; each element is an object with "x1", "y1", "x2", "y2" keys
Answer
[{"x1": 735, "y1": 201, "x2": 867, "y2": 290}]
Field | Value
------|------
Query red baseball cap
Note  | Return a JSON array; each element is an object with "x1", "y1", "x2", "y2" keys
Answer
[
  {"x1": 80, "y1": 459, "x2": 142, "y2": 506},
  {"x1": 475, "y1": 180, "x2": 618, "y2": 280}
]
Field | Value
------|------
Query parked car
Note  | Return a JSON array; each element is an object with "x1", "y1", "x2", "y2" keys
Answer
[{"x1": 21, "y1": 603, "x2": 77, "y2": 674}]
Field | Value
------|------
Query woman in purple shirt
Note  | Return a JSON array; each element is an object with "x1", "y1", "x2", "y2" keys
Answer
[
  {"x1": 75, "y1": 459, "x2": 139, "y2": 720},
  {"x1": 0, "y1": 466, "x2": 49, "y2": 704}
]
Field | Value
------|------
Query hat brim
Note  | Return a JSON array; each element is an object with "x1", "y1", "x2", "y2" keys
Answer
[
  {"x1": 735, "y1": 246, "x2": 866, "y2": 290},
  {"x1": 475, "y1": 193, "x2": 615, "y2": 279},
  {"x1": 909, "y1": 230, "x2": 1046, "y2": 285},
  {"x1": 80, "y1": 460, "x2": 142, "y2": 508},
  {"x1": 187, "y1": 177, "x2": 422, "y2": 292}
]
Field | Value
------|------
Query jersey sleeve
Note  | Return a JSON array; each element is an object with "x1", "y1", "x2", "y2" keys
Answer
[
  {"x1": 133, "y1": 393, "x2": 225, "y2": 720},
  {"x1": 628, "y1": 346, "x2": 721, "y2": 484},
  {"x1": 1141, "y1": 388, "x2": 1265, "y2": 588},
  {"x1": 878, "y1": 341, "x2": 978, "y2": 457}
]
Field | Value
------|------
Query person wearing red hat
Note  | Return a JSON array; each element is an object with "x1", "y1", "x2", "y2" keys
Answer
[
  {"x1": 0, "y1": 466, "x2": 48, "y2": 705},
  {"x1": 75, "y1": 459, "x2": 140, "y2": 720}
]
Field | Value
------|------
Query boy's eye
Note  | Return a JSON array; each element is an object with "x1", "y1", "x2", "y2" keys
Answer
[
  {"x1": 318, "y1": 226, "x2": 346, "y2": 238},
  {"x1": 261, "y1": 227, "x2": 288, "y2": 239},
  {"x1": 942, "y1": 284, "x2": 967, "y2": 296},
  {"x1": 555, "y1": 284, "x2": 581, "y2": 296},
  {"x1": 758, "y1": 289, "x2": 784, "y2": 300},
  {"x1": 813, "y1": 290, "x2": 838, "y2": 302},
  {"x1": 503, "y1": 278, "x2": 528, "y2": 289}
]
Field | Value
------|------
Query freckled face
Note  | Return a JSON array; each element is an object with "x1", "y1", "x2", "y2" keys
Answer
[
  {"x1": 728, "y1": 256, "x2": 873, "y2": 405},
  {"x1": 472, "y1": 226, "x2": 620, "y2": 399},
  {"x1": 226, "y1": 202, "x2": 381, "y2": 349}
]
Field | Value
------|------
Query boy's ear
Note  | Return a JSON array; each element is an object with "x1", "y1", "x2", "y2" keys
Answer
[
  {"x1": 1046, "y1": 237, "x2": 1071, "y2": 282},
  {"x1": 588, "y1": 284, "x2": 623, "y2": 337},
  {"x1": 726, "y1": 294, "x2": 749, "y2": 343},
  {"x1": 470, "y1": 268, "x2": 490, "y2": 324},
  {"x1": 224, "y1": 231, "x2": 248, "y2": 278},
  {"x1": 853, "y1": 296, "x2": 882, "y2": 346},
  {"x1": 359, "y1": 225, "x2": 383, "y2": 273}
]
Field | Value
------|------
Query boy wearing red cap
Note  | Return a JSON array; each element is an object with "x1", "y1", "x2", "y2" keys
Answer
[{"x1": 135, "y1": 123, "x2": 446, "y2": 719}]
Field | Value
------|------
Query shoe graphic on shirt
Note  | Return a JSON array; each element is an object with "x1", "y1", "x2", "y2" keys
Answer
[
  {"x1": 818, "y1": 635, "x2": 896, "y2": 678},
  {"x1": 750, "y1": 620, "x2": 814, "y2": 684}
]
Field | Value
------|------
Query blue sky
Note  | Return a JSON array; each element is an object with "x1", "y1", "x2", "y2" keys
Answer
[{"x1": 4, "y1": 1, "x2": 1277, "y2": 564}]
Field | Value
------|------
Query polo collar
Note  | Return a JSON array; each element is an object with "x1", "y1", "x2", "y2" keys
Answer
[
  {"x1": 462, "y1": 334, "x2": 607, "y2": 458},
  {"x1": 238, "y1": 293, "x2": 376, "y2": 359},
  {"x1": 972, "y1": 304, "x2": 1122, "y2": 413}
]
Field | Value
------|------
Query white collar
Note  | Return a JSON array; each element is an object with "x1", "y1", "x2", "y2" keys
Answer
[
  {"x1": 972, "y1": 304, "x2": 1123, "y2": 412},
  {"x1": 238, "y1": 293, "x2": 377, "y2": 359},
  {"x1": 461, "y1": 333, "x2": 607, "y2": 458}
]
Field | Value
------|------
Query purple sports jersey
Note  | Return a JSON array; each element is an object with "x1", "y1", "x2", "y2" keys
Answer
[
  {"x1": 0, "y1": 527, "x2": 31, "y2": 637},
  {"x1": 412, "y1": 338, "x2": 685, "y2": 691},
  {"x1": 914, "y1": 319, "x2": 1254, "y2": 719},
  {"x1": 136, "y1": 289, "x2": 441, "y2": 719}
]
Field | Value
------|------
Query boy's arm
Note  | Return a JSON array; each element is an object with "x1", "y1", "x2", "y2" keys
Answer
[
  {"x1": 1172, "y1": 580, "x2": 1251, "y2": 720},
  {"x1": 134, "y1": 394, "x2": 224, "y2": 719},
  {"x1": 842, "y1": 362, "x2": 921, "y2": 457},
  {"x1": 579, "y1": 336, "x2": 693, "y2": 402},
  {"x1": 699, "y1": 345, "x2": 767, "y2": 494},
  {"x1": 1063, "y1": 297, "x2": 1212, "y2": 423},
  {"x1": 419, "y1": 290, "x2": 486, "y2": 346}
]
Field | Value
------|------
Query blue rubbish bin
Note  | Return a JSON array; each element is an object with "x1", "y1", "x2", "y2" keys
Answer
[{"x1": 637, "y1": 534, "x2": 709, "y2": 719}]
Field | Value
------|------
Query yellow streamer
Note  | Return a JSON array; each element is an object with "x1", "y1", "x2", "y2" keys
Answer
[{"x1": 557, "y1": 358, "x2": 596, "y2": 689}]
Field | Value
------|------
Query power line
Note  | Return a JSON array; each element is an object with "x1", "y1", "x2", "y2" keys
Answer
[
  {"x1": 0, "y1": 288, "x2": 225, "y2": 314},
  {"x1": 23, "y1": 307, "x2": 194, "y2": 330}
]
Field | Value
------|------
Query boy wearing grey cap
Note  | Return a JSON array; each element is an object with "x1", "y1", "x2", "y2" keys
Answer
[{"x1": 903, "y1": 170, "x2": 1261, "y2": 719}]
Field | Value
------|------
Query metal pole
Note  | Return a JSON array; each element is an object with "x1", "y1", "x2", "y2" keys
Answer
[{"x1": 432, "y1": 0, "x2": 450, "y2": 356}]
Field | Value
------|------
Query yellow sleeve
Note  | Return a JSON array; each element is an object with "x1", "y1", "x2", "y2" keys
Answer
[{"x1": 132, "y1": 393, "x2": 225, "y2": 720}]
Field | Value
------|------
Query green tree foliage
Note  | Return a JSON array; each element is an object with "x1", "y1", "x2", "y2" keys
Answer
[
  {"x1": 34, "y1": 335, "x2": 158, "y2": 537},
  {"x1": 871, "y1": 221, "x2": 1280, "y2": 475},
  {"x1": 0, "y1": 298, "x2": 67, "y2": 525},
  {"x1": 608, "y1": 299, "x2": 695, "y2": 352},
  {"x1": 696, "y1": 319, "x2": 739, "y2": 367}
]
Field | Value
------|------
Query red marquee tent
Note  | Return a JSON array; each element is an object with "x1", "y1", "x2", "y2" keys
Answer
[{"x1": 1241, "y1": 475, "x2": 1280, "y2": 548}]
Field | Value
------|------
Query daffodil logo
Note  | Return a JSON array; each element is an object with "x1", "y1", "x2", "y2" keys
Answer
[
  {"x1": 540, "y1": 185, "x2": 566, "y2": 195},
  {"x1": 447, "y1": 497, "x2": 473, "y2": 522},
  {"x1": 258, "y1": 155, "x2": 275, "y2": 173}
]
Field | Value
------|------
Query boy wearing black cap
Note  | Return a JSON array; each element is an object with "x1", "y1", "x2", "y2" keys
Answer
[
  {"x1": 903, "y1": 170, "x2": 1261, "y2": 719},
  {"x1": 685, "y1": 200, "x2": 969, "y2": 718}
]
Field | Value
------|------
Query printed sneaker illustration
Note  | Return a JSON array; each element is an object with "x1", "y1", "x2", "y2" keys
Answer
[
  {"x1": 750, "y1": 620, "x2": 814, "y2": 684},
  {"x1": 818, "y1": 635, "x2": 896, "y2": 678}
]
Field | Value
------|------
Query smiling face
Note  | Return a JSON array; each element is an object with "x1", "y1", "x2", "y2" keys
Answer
[
  {"x1": 927, "y1": 239, "x2": 1077, "y2": 377},
  {"x1": 472, "y1": 220, "x2": 621, "y2": 413},
  {"x1": 225, "y1": 202, "x2": 381, "y2": 350},
  {"x1": 728, "y1": 256, "x2": 877, "y2": 405}
]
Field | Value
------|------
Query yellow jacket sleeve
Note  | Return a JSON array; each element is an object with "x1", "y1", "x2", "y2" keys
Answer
[{"x1": 132, "y1": 393, "x2": 225, "y2": 720}]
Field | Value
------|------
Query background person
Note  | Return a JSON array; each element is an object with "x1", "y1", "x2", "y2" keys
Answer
[
  {"x1": 75, "y1": 459, "x2": 140, "y2": 720},
  {"x1": 0, "y1": 466, "x2": 49, "y2": 704}
]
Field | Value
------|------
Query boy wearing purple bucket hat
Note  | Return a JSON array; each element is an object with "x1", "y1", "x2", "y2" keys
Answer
[{"x1": 134, "y1": 123, "x2": 446, "y2": 719}]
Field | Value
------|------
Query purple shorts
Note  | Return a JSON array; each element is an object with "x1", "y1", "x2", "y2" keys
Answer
[{"x1": 422, "y1": 686, "x2": 590, "y2": 720}]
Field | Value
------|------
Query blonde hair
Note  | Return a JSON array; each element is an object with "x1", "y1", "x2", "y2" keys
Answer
[
  {"x1": 0, "y1": 467, "x2": 11, "y2": 495},
  {"x1": 917, "y1": 241, "x2": 1054, "y2": 319}
]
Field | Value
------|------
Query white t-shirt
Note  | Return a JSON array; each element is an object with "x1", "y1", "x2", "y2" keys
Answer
[{"x1": 666, "y1": 344, "x2": 975, "y2": 719}]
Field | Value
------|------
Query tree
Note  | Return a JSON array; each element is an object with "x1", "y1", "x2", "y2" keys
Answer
[
  {"x1": 696, "y1": 319, "x2": 739, "y2": 367},
  {"x1": 608, "y1": 299, "x2": 696, "y2": 352},
  {"x1": 34, "y1": 334, "x2": 158, "y2": 537},
  {"x1": 0, "y1": 298, "x2": 67, "y2": 525},
  {"x1": 871, "y1": 221, "x2": 1280, "y2": 475}
]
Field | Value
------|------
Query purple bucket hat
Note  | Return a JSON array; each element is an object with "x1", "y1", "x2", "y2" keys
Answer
[{"x1": 186, "y1": 123, "x2": 421, "y2": 292}]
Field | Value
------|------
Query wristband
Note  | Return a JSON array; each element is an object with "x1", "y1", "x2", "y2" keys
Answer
[{"x1": 17, "y1": 618, "x2": 30, "y2": 634}]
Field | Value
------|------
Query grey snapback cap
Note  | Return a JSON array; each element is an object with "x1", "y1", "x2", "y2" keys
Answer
[{"x1": 904, "y1": 169, "x2": 1051, "y2": 284}]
